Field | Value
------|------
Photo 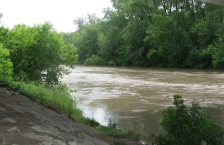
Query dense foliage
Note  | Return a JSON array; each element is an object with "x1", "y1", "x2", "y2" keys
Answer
[
  {"x1": 152, "y1": 95, "x2": 224, "y2": 145},
  {"x1": 0, "y1": 16, "x2": 13, "y2": 81},
  {"x1": 0, "y1": 43, "x2": 13, "y2": 81},
  {"x1": 0, "y1": 18, "x2": 78, "y2": 85},
  {"x1": 63, "y1": 0, "x2": 224, "y2": 69}
]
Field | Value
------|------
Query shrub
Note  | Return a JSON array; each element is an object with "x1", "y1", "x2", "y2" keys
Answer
[
  {"x1": 107, "y1": 60, "x2": 116, "y2": 66},
  {"x1": 152, "y1": 95, "x2": 224, "y2": 145},
  {"x1": 6, "y1": 23, "x2": 78, "y2": 86},
  {"x1": 84, "y1": 55, "x2": 106, "y2": 66}
]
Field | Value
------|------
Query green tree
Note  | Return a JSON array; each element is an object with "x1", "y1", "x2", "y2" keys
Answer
[
  {"x1": 6, "y1": 23, "x2": 78, "y2": 85},
  {"x1": 0, "y1": 13, "x2": 2, "y2": 23},
  {"x1": 152, "y1": 95, "x2": 224, "y2": 145},
  {"x1": 207, "y1": 34, "x2": 224, "y2": 70},
  {"x1": 69, "y1": 0, "x2": 224, "y2": 69},
  {"x1": 0, "y1": 44, "x2": 13, "y2": 81},
  {"x1": 0, "y1": 14, "x2": 13, "y2": 81},
  {"x1": 73, "y1": 15, "x2": 100, "y2": 64},
  {"x1": 99, "y1": 7, "x2": 128, "y2": 65}
]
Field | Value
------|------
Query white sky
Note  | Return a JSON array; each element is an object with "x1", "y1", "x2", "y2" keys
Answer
[{"x1": 0, "y1": 0, "x2": 112, "y2": 32}]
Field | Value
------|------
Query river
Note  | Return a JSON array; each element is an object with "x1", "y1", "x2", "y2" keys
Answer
[{"x1": 61, "y1": 65, "x2": 224, "y2": 143}]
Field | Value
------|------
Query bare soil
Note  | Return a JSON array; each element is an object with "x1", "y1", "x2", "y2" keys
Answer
[{"x1": 0, "y1": 87, "x2": 141, "y2": 145}]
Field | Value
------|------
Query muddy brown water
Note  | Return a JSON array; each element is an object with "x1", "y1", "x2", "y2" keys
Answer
[{"x1": 61, "y1": 65, "x2": 224, "y2": 143}]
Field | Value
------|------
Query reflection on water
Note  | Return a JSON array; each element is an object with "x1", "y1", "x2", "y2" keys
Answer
[{"x1": 61, "y1": 65, "x2": 224, "y2": 142}]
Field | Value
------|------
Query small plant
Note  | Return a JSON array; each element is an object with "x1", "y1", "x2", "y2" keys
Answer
[
  {"x1": 95, "y1": 123, "x2": 139, "y2": 140},
  {"x1": 108, "y1": 119, "x2": 117, "y2": 128},
  {"x1": 84, "y1": 118, "x2": 100, "y2": 127},
  {"x1": 152, "y1": 95, "x2": 224, "y2": 145},
  {"x1": 0, "y1": 44, "x2": 13, "y2": 81}
]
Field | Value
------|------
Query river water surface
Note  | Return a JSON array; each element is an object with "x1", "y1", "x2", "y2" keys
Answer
[{"x1": 61, "y1": 65, "x2": 224, "y2": 143}]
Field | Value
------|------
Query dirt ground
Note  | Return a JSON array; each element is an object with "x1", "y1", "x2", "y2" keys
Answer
[{"x1": 0, "y1": 87, "x2": 141, "y2": 145}]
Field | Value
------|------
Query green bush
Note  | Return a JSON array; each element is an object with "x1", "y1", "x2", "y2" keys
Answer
[
  {"x1": 84, "y1": 55, "x2": 106, "y2": 66},
  {"x1": 95, "y1": 119, "x2": 139, "y2": 140},
  {"x1": 6, "y1": 23, "x2": 78, "y2": 86},
  {"x1": 107, "y1": 60, "x2": 116, "y2": 66},
  {"x1": 95, "y1": 126, "x2": 139, "y2": 139},
  {"x1": 152, "y1": 95, "x2": 224, "y2": 145}
]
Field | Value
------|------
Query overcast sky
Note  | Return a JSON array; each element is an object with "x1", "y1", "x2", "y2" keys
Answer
[{"x1": 0, "y1": 0, "x2": 112, "y2": 32}]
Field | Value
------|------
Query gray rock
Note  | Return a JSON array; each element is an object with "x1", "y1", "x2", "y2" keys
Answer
[
  {"x1": 69, "y1": 141, "x2": 78, "y2": 145},
  {"x1": 31, "y1": 125, "x2": 61, "y2": 138},
  {"x1": 0, "y1": 107, "x2": 6, "y2": 111},
  {"x1": 42, "y1": 142, "x2": 51, "y2": 145},
  {"x1": 7, "y1": 126, "x2": 19, "y2": 133},
  {"x1": 31, "y1": 126, "x2": 47, "y2": 133},
  {"x1": 14, "y1": 108, "x2": 26, "y2": 117},
  {"x1": 3, "y1": 118, "x2": 17, "y2": 123},
  {"x1": 25, "y1": 133, "x2": 66, "y2": 145}
]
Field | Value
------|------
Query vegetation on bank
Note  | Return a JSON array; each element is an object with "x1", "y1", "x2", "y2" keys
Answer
[
  {"x1": 63, "y1": 0, "x2": 224, "y2": 70},
  {"x1": 0, "y1": 22, "x2": 78, "y2": 86},
  {"x1": 1, "y1": 1, "x2": 224, "y2": 143},
  {"x1": 0, "y1": 14, "x2": 139, "y2": 142},
  {"x1": 2, "y1": 76, "x2": 223, "y2": 144},
  {"x1": 84, "y1": 54, "x2": 106, "y2": 66},
  {"x1": 0, "y1": 79, "x2": 140, "y2": 141},
  {"x1": 152, "y1": 95, "x2": 224, "y2": 145}
]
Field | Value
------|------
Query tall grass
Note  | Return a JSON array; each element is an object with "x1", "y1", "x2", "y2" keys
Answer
[{"x1": 0, "y1": 80, "x2": 83, "y2": 120}]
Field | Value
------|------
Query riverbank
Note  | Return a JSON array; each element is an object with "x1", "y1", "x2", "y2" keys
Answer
[
  {"x1": 0, "y1": 87, "x2": 141, "y2": 145},
  {"x1": 0, "y1": 87, "x2": 109, "y2": 144},
  {"x1": 0, "y1": 81, "x2": 141, "y2": 145}
]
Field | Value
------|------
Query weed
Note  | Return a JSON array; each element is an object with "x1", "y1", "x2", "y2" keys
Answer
[
  {"x1": 84, "y1": 118, "x2": 100, "y2": 127},
  {"x1": 108, "y1": 119, "x2": 117, "y2": 128}
]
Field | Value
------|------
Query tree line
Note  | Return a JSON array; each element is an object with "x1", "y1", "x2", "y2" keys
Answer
[{"x1": 64, "y1": 0, "x2": 224, "y2": 69}]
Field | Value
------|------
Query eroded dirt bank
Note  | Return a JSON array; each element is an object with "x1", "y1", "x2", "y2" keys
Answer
[{"x1": 0, "y1": 87, "x2": 140, "y2": 145}]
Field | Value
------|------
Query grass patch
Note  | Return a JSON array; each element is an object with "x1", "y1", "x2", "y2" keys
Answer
[
  {"x1": 0, "y1": 80, "x2": 82, "y2": 118},
  {"x1": 0, "y1": 79, "x2": 139, "y2": 141},
  {"x1": 95, "y1": 120, "x2": 140, "y2": 140},
  {"x1": 95, "y1": 126, "x2": 139, "y2": 139}
]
